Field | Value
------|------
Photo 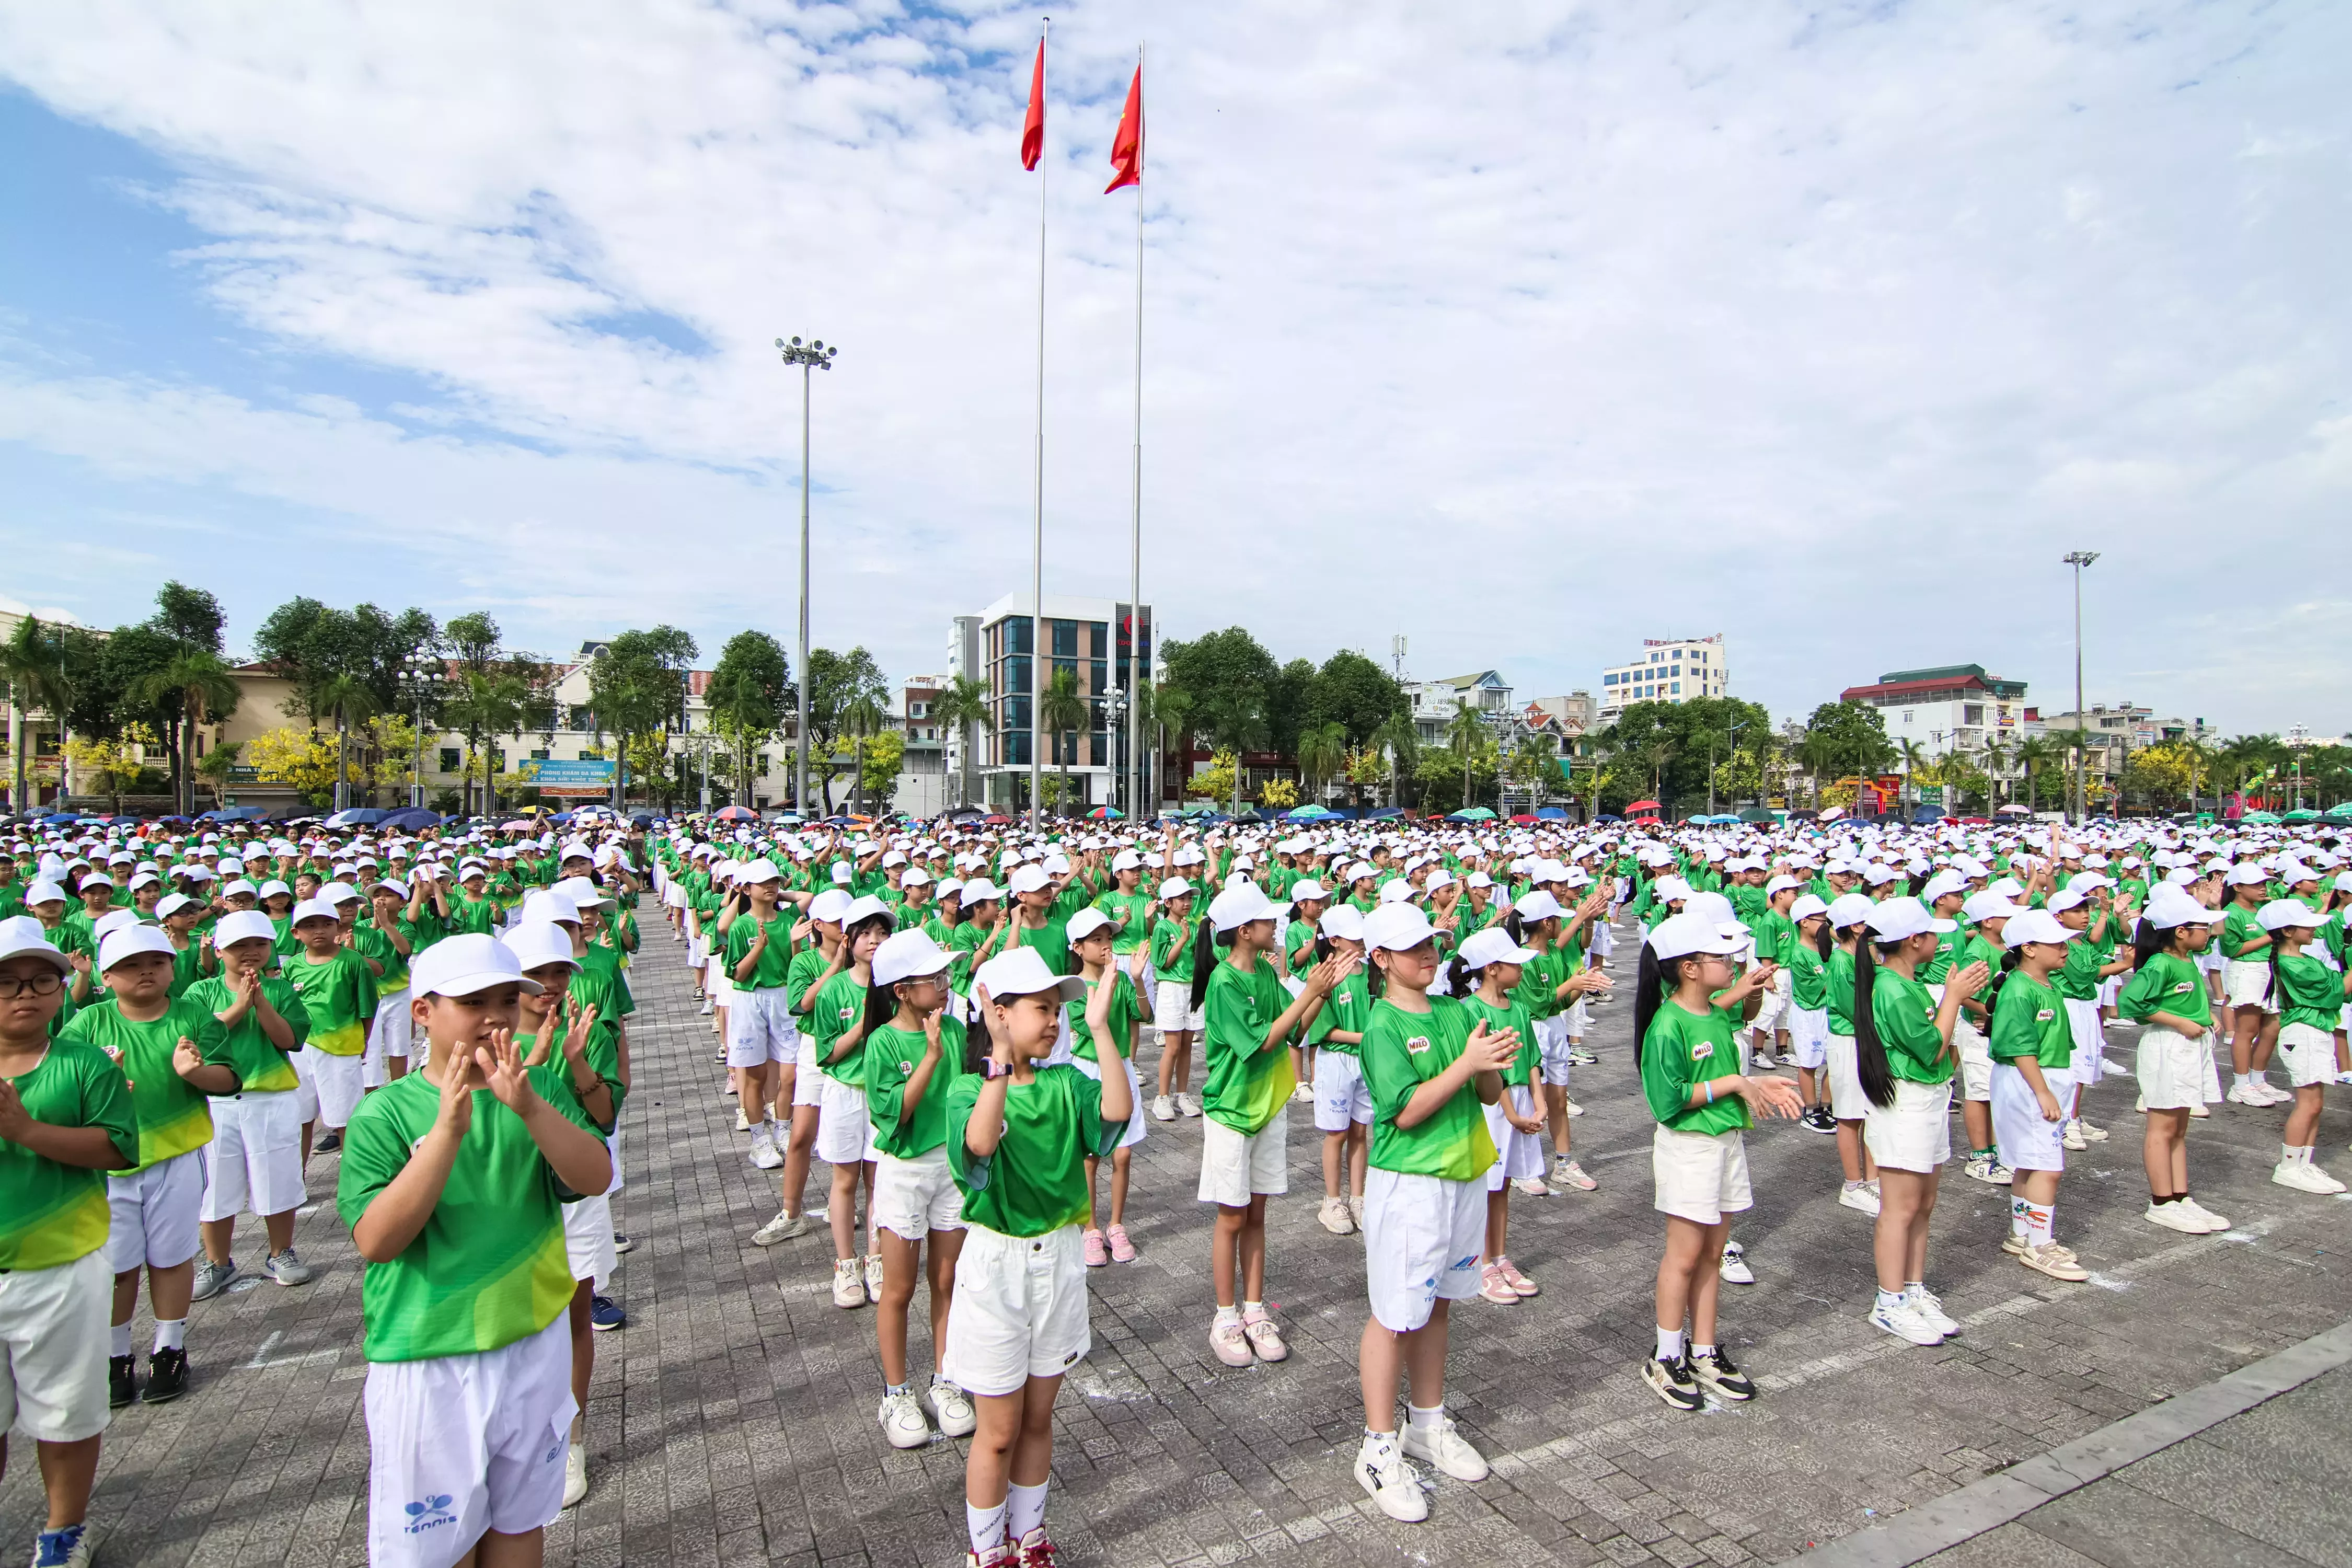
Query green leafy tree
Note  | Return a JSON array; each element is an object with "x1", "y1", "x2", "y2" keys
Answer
[
  {"x1": 1296, "y1": 720, "x2": 1348, "y2": 807},
  {"x1": 1039, "y1": 665, "x2": 1090, "y2": 817},
  {"x1": 1371, "y1": 712, "x2": 1419, "y2": 808},
  {"x1": 588, "y1": 627, "x2": 698, "y2": 808},
  {"x1": 931, "y1": 674, "x2": 992, "y2": 809},
  {"x1": 1305, "y1": 650, "x2": 1408, "y2": 744},
  {"x1": 705, "y1": 631, "x2": 792, "y2": 806},
  {"x1": 129, "y1": 651, "x2": 241, "y2": 814},
  {"x1": 804, "y1": 647, "x2": 887, "y2": 814},
  {"x1": 1266, "y1": 657, "x2": 1317, "y2": 760}
]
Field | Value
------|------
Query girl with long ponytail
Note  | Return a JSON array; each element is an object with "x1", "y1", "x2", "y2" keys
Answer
[
  {"x1": 1853, "y1": 898, "x2": 1989, "y2": 1347},
  {"x1": 1820, "y1": 894, "x2": 1879, "y2": 1215}
]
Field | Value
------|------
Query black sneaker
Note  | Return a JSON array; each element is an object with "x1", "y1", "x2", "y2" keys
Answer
[
  {"x1": 109, "y1": 1354, "x2": 138, "y2": 1409},
  {"x1": 1688, "y1": 1347, "x2": 1755, "y2": 1402},
  {"x1": 313, "y1": 1128, "x2": 343, "y2": 1154},
  {"x1": 144, "y1": 1347, "x2": 189, "y2": 1404},
  {"x1": 1801, "y1": 1107, "x2": 1838, "y2": 1134},
  {"x1": 1642, "y1": 1355, "x2": 1703, "y2": 1412}
]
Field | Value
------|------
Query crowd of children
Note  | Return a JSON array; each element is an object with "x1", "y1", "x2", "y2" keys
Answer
[{"x1": 0, "y1": 808, "x2": 2346, "y2": 1565}]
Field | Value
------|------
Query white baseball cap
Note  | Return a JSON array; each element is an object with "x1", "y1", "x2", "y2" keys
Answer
[
  {"x1": 1208, "y1": 883, "x2": 1278, "y2": 932},
  {"x1": 501, "y1": 921, "x2": 581, "y2": 974},
  {"x1": 0, "y1": 916, "x2": 70, "y2": 973},
  {"x1": 1458, "y1": 927, "x2": 1539, "y2": 969},
  {"x1": 1865, "y1": 895, "x2": 1956, "y2": 942},
  {"x1": 2142, "y1": 884, "x2": 2215, "y2": 930},
  {"x1": 1155, "y1": 877, "x2": 1193, "y2": 902},
  {"x1": 973, "y1": 947, "x2": 1085, "y2": 1005},
  {"x1": 98, "y1": 924, "x2": 177, "y2": 973},
  {"x1": 2002, "y1": 909, "x2": 2078, "y2": 948},
  {"x1": 291, "y1": 898, "x2": 340, "y2": 927},
  {"x1": 213, "y1": 910, "x2": 279, "y2": 948},
  {"x1": 522, "y1": 890, "x2": 581, "y2": 926},
  {"x1": 809, "y1": 888, "x2": 857, "y2": 923},
  {"x1": 1319, "y1": 906, "x2": 1367, "y2": 942},
  {"x1": 1065, "y1": 907, "x2": 1114, "y2": 944},
  {"x1": 873, "y1": 929, "x2": 954, "y2": 986},
  {"x1": 2258, "y1": 898, "x2": 2322, "y2": 932},
  {"x1": 1362, "y1": 904, "x2": 1436, "y2": 953},
  {"x1": 413, "y1": 932, "x2": 541, "y2": 998},
  {"x1": 1646, "y1": 911, "x2": 1741, "y2": 961}
]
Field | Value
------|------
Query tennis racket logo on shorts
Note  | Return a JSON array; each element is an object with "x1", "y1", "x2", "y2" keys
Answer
[{"x1": 401, "y1": 1495, "x2": 456, "y2": 1535}]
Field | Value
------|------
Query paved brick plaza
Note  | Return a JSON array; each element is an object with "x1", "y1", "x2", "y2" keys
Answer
[{"x1": 11, "y1": 923, "x2": 2352, "y2": 1567}]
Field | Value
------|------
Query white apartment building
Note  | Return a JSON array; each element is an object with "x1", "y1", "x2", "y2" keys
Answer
[
  {"x1": 1840, "y1": 665, "x2": 2030, "y2": 760},
  {"x1": 1598, "y1": 635, "x2": 1728, "y2": 719}
]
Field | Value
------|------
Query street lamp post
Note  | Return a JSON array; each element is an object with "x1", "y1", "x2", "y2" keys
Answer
[
  {"x1": 777, "y1": 335, "x2": 839, "y2": 817},
  {"x1": 1103, "y1": 687, "x2": 1129, "y2": 817},
  {"x1": 402, "y1": 651, "x2": 434, "y2": 810},
  {"x1": 2062, "y1": 551, "x2": 2099, "y2": 825},
  {"x1": 1706, "y1": 721, "x2": 1746, "y2": 818}
]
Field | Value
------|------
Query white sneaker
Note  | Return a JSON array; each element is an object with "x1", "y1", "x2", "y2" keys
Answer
[
  {"x1": 1511, "y1": 1176, "x2": 1551, "y2": 1197},
  {"x1": 1561, "y1": 1098, "x2": 1585, "y2": 1117},
  {"x1": 926, "y1": 1378, "x2": 977, "y2": 1438},
  {"x1": 1176, "y1": 1093, "x2": 1203, "y2": 1117},
  {"x1": 1718, "y1": 1241, "x2": 1754, "y2": 1284},
  {"x1": 748, "y1": 1124, "x2": 783, "y2": 1170},
  {"x1": 562, "y1": 1442, "x2": 588, "y2": 1507},
  {"x1": 1149, "y1": 1094, "x2": 1177, "y2": 1122},
  {"x1": 1401, "y1": 1413, "x2": 1489, "y2": 1481},
  {"x1": 1347, "y1": 1193, "x2": 1366, "y2": 1229},
  {"x1": 1869, "y1": 1297, "x2": 1944, "y2": 1346},
  {"x1": 752, "y1": 1209, "x2": 808, "y2": 1246},
  {"x1": 2181, "y1": 1197, "x2": 2232, "y2": 1231},
  {"x1": 2274, "y1": 1159, "x2": 2346, "y2": 1194},
  {"x1": 2061, "y1": 1121, "x2": 2089, "y2": 1151},
  {"x1": 866, "y1": 1252, "x2": 885, "y2": 1304},
  {"x1": 1354, "y1": 1436, "x2": 1428, "y2": 1523},
  {"x1": 1317, "y1": 1196, "x2": 1356, "y2": 1235},
  {"x1": 879, "y1": 1388, "x2": 930, "y2": 1449},
  {"x1": 2255, "y1": 1080, "x2": 2295, "y2": 1105},
  {"x1": 735, "y1": 1106, "x2": 752, "y2": 1132},
  {"x1": 2078, "y1": 1119, "x2": 2109, "y2": 1143},
  {"x1": 1291, "y1": 1082, "x2": 1313, "y2": 1103},
  {"x1": 2145, "y1": 1201, "x2": 2213, "y2": 1234},
  {"x1": 2225, "y1": 1083, "x2": 2264, "y2": 1106},
  {"x1": 1905, "y1": 1287, "x2": 1959, "y2": 1337},
  {"x1": 832, "y1": 1258, "x2": 866, "y2": 1309},
  {"x1": 1838, "y1": 1183, "x2": 1882, "y2": 1217}
]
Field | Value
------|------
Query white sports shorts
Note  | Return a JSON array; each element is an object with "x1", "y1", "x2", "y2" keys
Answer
[
  {"x1": 108, "y1": 1148, "x2": 206, "y2": 1273},
  {"x1": 790, "y1": 1034, "x2": 824, "y2": 1108},
  {"x1": 1862, "y1": 1078, "x2": 1953, "y2": 1174},
  {"x1": 873, "y1": 1146, "x2": 966, "y2": 1240},
  {"x1": 1483, "y1": 1084, "x2": 1548, "y2": 1191},
  {"x1": 2062, "y1": 998, "x2": 2106, "y2": 1086},
  {"x1": 2278, "y1": 1021, "x2": 2339, "y2": 1090},
  {"x1": 1197, "y1": 1111, "x2": 1288, "y2": 1206},
  {"x1": 1953, "y1": 1017, "x2": 1993, "y2": 1101},
  {"x1": 562, "y1": 1192, "x2": 616, "y2": 1290},
  {"x1": 1154, "y1": 981, "x2": 1204, "y2": 1036},
  {"x1": 1651, "y1": 1125, "x2": 1753, "y2": 1226},
  {"x1": 1786, "y1": 1005, "x2": 1829, "y2": 1070},
  {"x1": 727, "y1": 987, "x2": 799, "y2": 1069},
  {"x1": 814, "y1": 1074, "x2": 874, "y2": 1166},
  {"x1": 1362, "y1": 1167, "x2": 1483, "y2": 1334},
  {"x1": 1537, "y1": 1016, "x2": 1576, "y2": 1087},
  {"x1": 1069, "y1": 1052, "x2": 1147, "y2": 1150},
  {"x1": 2223, "y1": 960, "x2": 2277, "y2": 1013},
  {"x1": 940, "y1": 1222, "x2": 1090, "y2": 1397},
  {"x1": 302, "y1": 1045, "x2": 366, "y2": 1129},
  {"x1": 2136, "y1": 1026, "x2": 2210, "y2": 1111},
  {"x1": 1990, "y1": 1062, "x2": 2070, "y2": 1173},
  {"x1": 201, "y1": 1090, "x2": 306, "y2": 1220},
  {"x1": 364, "y1": 1313, "x2": 576, "y2": 1568},
  {"x1": 1825, "y1": 1032, "x2": 1871, "y2": 1121},
  {"x1": 365, "y1": 988, "x2": 413, "y2": 1088},
  {"x1": 0, "y1": 1249, "x2": 111, "y2": 1444},
  {"x1": 1312, "y1": 1050, "x2": 1373, "y2": 1132}
]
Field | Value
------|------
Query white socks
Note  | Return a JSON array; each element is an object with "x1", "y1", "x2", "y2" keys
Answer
[
  {"x1": 964, "y1": 1500, "x2": 1007, "y2": 1554},
  {"x1": 154, "y1": 1318, "x2": 186, "y2": 1353},
  {"x1": 1656, "y1": 1327, "x2": 1685, "y2": 1362},
  {"x1": 1407, "y1": 1402, "x2": 1444, "y2": 1432},
  {"x1": 1006, "y1": 1480, "x2": 1048, "y2": 1540},
  {"x1": 110, "y1": 1323, "x2": 132, "y2": 1357}
]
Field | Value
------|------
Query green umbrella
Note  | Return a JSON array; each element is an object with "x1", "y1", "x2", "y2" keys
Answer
[
  {"x1": 2325, "y1": 802, "x2": 2352, "y2": 821},
  {"x1": 1447, "y1": 806, "x2": 1496, "y2": 821},
  {"x1": 2242, "y1": 811, "x2": 2281, "y2": 824},
  {"x1": 2282, "y1": 809, "x2": 2322, "y2": 823}
]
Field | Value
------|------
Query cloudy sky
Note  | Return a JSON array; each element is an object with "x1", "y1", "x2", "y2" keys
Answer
[{"x1": 1, "y1": 1, "x2": 2345, "y2": 735}]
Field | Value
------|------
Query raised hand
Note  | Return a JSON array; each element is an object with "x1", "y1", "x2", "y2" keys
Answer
[
  {"x1": 474, "y1": 1025, "x2": 539, "y2": 1114},
  {"x1": 1739, "y1": 1073, "x2": 1805, "y2": 1120},
  {"x1": 1463, "y1": 1021, "x2": 1518, "y2": 1074}
]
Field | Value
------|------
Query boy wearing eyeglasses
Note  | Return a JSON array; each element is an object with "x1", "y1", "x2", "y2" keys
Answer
[{"x1": 0, "y1": 916, "x2": 140, "y2": 1568}]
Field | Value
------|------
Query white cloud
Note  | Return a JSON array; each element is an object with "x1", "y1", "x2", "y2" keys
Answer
[{"x1": 0, "y1": 0, "x2": 2347, "y2": 733}]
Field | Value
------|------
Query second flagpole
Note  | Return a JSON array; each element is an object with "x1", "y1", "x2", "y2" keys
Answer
[
  {"x1": 1127, "y1": 42, "x2": 1145, "y2": 823},
  {"x1": 1029, "y1": 17, "x2": 1049, "y2": 830}
]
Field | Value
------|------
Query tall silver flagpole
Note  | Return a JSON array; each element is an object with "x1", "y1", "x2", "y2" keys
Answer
[
  {"x1": 1127, "y1": 42, "x2": 1145, "y2": 825},
  {"x1": 1030, "y1": 17, "x2": 1049, "y2": 832}
]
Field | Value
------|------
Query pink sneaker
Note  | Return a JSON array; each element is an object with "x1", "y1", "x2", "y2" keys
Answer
[
  {"x1": 1106, "y1": 1224, "x2": 1137, "y2": 1263},
  {"x1": 1082, "y1": 1229, "x2": 1109, "y2": 1268},
  {"x1": 1209, "y1": 1316, "x2": 1254, "y2": 1367},
  {"x1": 1241, "y1": 1311, "x2": 1289, "y2": 1362},
  {"x1": 1478, "y1": 1264, "x2": 1519, "y2": 1305},
  {"x1": 1495, "y1": 1255, "x2": 1539, "y2": 1297}
]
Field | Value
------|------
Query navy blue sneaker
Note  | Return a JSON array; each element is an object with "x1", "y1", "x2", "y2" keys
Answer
[
  {"x1": 589, "y1": 1295, "x2": 627, "y2": 1332},
  {"x1": 34, "y1": 1521, "x2": 90, "y2": 1566}
]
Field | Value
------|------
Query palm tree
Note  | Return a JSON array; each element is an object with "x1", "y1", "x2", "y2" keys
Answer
[
  {"x1": 931, "y1": 673, "x2": 991, "y2": 809},
  {"x1": 1296, "y1": 720, "x2": 1347, "y2": 809},
  {"x1": 1638, "y1": 739, "x2": 1674, "y2": 806},
  {"x1": 1153, "y1": 686, "x2": 1194, "y2": 818},
  {"x1": 0, "y1": 616, "x2": 75, "y2": 811},
  {"x1": 842, "y1": 691, "x2": 885, "y2": 817},
  {"x1": 1371, "y1": 712, "x2": 1419, "y2": 809},
  {"x1": 130, "y1": 651, "x2": 242, "y2": 815},
  {"x1": 2012, "y1": 735, "x2": 2061, "y2": 813},
  {"x1": 1896, "y1": 738, "x2": 1929, "y2": 822},
  {"x1": 1445, "y1": 699, "x2": 1488, "y2": 810},
  {"x1": 316, "y1": 673, "x2": 382, "y2": 812},
  {"x1": 1039, "y1": 666, "x2": 1090, "y2": 817}
]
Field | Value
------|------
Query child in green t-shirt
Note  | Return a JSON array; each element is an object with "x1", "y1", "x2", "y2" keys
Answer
[{"x1": 337, "y1": 932, "x2": 610, "y2": 1566}]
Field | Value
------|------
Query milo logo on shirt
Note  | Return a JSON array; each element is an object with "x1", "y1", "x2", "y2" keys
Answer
[
  {"x1": 1405, "y1": 1034, "x2": 1432, "y2": 1055},
  {"x1": 2171, "y1": 982, "x2": 2195, "y2": 995},
  {"x1": 402, "y1": 1495, "x2": 456, "y2": 1536},
  {"x1": 2036, "y1": 1009, "x2": 2056, "y2": 1022}
]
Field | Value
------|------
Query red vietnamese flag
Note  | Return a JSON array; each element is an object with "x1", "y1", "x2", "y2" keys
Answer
[
  {"x1": 1104, "y1": 62, "x2": 1143, "y2": 192},
  {"x1": 1020, "y1": 39, "x2": 1046, "y2": 170}
]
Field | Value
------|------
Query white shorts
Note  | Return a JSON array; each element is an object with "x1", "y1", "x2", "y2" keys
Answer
[
  {"x1": 1750, "y1": 972, "x2": 1791, "y2": 1036},
  {"x1": 365, "y1": 989, "x2": 413, "y2": 1089},
  {"x1": 1537, "y1": 1016, "x2": 1576, "y2": 1087},
  {"x1": 1312, "y1": 1050, "x2": 1373, "y2": 1132},
  {"x1": 1826, "y1": 1032, "x2": 1870, "y2": 1121},
  {"x1": 1651, "y1": 1125, "x2": 1753, "y2": 1226},
  {"x1": 1070, "y1": 1053, "x2": 1147, "y2": 1151},
  {"x1": 815, "y1": 1074, "x2": 874, "y2": 1166},
  {"x1": 0, "y1": 1249, "x2": 111, "y2": 1444},
  {"x1": 201, "y1": 1090, "x2": 307, "y2": 1220},
  {"x1": 1197, "y1": 1111, "x2": 1288, "y2": 1206},
  {"x1": 873, "y1": 1146, "x2": 966, "y2": 1240},
  {"x1": 302, "y1": 1045, "x2": 366, "y2": 1129},
  {"x1": 1990, "y1": 1062, "x2": 2070, "y2": 1173},
  {"x1": 1154, "y1": 981, "x2": 1204, "y2": 1035},
  {"x1": 364, "y1": 1313, "x2": 577, "y2": 1568},
  {"x1": 790, "y1": 1034, "x2": 824, "y2": 1108},
  {"x1": 1786, "y1": 1005, "x2": 1829, "y2": 1070},
  {"x1": 2279, "y1": 1022, "x2": 2339, "y2": 1089},
  {"x1": 108, "y1": 1148, "x2": 206, "y2": 1273},
  {"x1": 2223, "y1": 960, "x2": 2276, "y2": 1013},
  {"x1": 2063, "y1": 998, "x2": 2105, "y2": 1085},
  {"x1": 1362, "y1": 1167, "x2": 1484, "y2": 1334},
  {"x1": 662, "y1": 880, "x2": 687, "y2": 910},
  {"x1": 939, "y1": 1223, "x2": 1090, "y2": 1397},
  {"x1": 1483, "y1": 1085, "x2": 1549, "y2": 1191},
  {"x1": 727, "y1": 987, "x2": 799, "y2": 1068},
  {"x1": 1863, "y1": 1078, "x2": 1953, "y2": 1173},
  {"x1": 1954, "y1": 1017, "x2": 1993, "y2": 1101},
  {"x1": 562, "y1": 1192, "x2": 616, "y2": 1290},
  {"x1": 2137, "y1": 1027, "x2": 2210, "y2": 1111}
]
